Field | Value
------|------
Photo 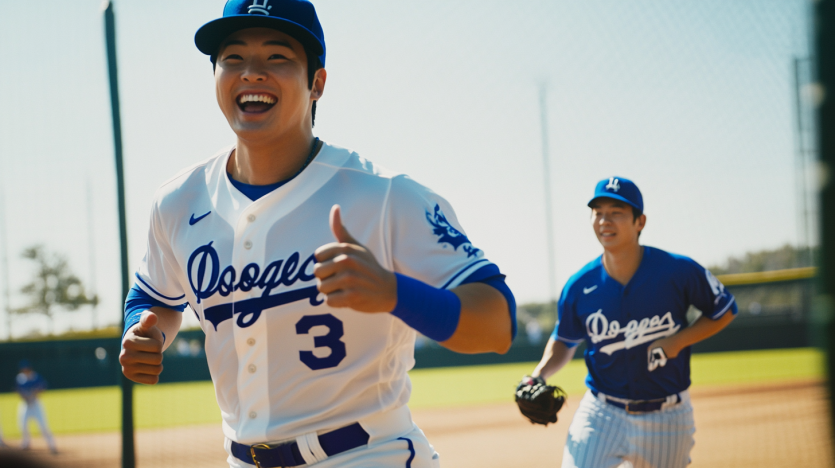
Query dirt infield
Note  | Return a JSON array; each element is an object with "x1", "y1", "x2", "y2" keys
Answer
[
  {"x1": 417, "y1": 380, "x2": 834, "y2": 467},
  {"x1": 4, "y1": 380, "x2": 832, "y2": 467}
]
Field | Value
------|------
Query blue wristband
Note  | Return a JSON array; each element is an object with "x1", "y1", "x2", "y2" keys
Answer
[{"x1": 390, "y1": 273, "x2": 461, "y2": 342}]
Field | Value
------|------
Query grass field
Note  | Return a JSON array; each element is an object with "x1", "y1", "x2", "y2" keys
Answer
[{"x1": 0, "y1": 348, "x2": 824, "y2": 438}]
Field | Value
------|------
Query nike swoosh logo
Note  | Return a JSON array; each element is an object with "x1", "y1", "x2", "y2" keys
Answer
[
  {"x1": 583, "y1": 285, "x2": 598, "y2": 294},
  {"x1": 189, "y1": 211, "x2": 211, "y2": 226}
]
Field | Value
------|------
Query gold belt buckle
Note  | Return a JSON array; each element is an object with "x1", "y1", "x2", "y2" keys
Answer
[{"x1": 250, "y1": 443, "x2": 272, "y2": 468}]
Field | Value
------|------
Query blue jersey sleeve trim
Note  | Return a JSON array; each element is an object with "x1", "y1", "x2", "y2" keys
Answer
[
  {"x1": 551, "y1": 323, "x2": 584, "y2": 346},
  {"x1": 440, "y1": 259, "x2": 490, "y2": 290},
  {"x1": 126, "y1": 284, "x2": 187, "y2": 312},
  {"x1": 457, "y1": 263, "x2": 501, "y2": 284},
  {"x1": 124, "y1": 284, "x2": 186, "y2": 342},
  {"x1": 459, "y1": 263, "x2": 517, "y2": 339},
  {"x1": 134, "y1": 273, "x2": 186, "y2": 302},
  {"x1": 554, "y1": 330, "x2": 583, "y2": 346},
  {"x1": 710, "y1": 296, "x2": 737, "y2": 319}
]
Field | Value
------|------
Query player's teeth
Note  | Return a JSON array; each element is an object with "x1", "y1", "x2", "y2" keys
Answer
[{"x1": 239, "y1": 94, "x2": 276, "y2": 104}]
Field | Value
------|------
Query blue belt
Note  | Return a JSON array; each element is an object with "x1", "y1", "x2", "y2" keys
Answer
[
  {"x1": 592, "y1": 390, "x2": 681, "y2": 414},
  {"x1": 231, "y1": 423, "x2": 370, "y2": 467}
]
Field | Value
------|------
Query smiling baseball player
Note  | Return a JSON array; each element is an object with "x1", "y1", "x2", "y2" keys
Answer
[
  {"x1": 118, "y1": 1, "x2": 516, "y2": 467},
  {"x1": 516, "y1": 177, "x2": 737, "y2": 468}
]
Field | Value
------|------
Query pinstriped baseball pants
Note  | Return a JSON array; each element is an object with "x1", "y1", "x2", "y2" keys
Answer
[{"x1": 561, "y1": 391, "x2": 695, "y2": 468}]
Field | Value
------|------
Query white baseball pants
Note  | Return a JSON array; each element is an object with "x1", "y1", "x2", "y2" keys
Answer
[
  {"x1": 226, "y1": 406, "x2": 440, "y2": 468},
  {"x1": 18, "y1": 400, "x2": 57, "y2": 451},
  {"x1": 561, "y1": 390, "x2": 695, "y2": 468}
]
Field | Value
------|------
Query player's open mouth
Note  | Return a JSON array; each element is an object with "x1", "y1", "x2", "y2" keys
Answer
[{"x1": 237, "y1": 93, "x2": 277, "y2": 113}]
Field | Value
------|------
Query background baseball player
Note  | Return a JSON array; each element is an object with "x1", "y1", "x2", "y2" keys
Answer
[
  {"x1": 516, "y1": 177, "x2": 737, "y2": 468},
  {"x1": 119, "y1": 1, "x2": 516, "y2": 467},
  {"x1": 15, "y1": 361, "x2": 57, "y2": 454}
]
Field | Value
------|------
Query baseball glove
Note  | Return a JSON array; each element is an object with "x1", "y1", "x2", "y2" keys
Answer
[{"x1": 514, "y1": 375, "x2": 566, "y2": 426}]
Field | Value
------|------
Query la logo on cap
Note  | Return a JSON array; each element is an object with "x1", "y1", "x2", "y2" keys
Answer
[
  {"x1": 605, "y1": 177, "x2": 620, "y2": 192},
  {"x1": 248, "y1": 0, "x2": 272, "y2": 15}
]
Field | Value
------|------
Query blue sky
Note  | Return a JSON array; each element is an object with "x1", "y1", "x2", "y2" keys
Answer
[{"x1": 0, "y1": 0, "x2": 815, "y2": 338}]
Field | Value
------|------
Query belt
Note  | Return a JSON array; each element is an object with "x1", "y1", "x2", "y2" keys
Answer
[
  {"x1": 592, "y1": 390, "x2": 680, "y2": 414},
  {"x1": 231, "y1": 423, "x2": 370, "y2": 467}
]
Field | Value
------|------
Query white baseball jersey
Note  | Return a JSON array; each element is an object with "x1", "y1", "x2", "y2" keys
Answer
[{"x1": 135, "y1": 142, "x2": 493, "y2": 445}]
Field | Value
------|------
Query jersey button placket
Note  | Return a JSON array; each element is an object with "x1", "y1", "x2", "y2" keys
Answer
[{"x1": 234, "y1": 205, "x2": 270, "y2": 441}]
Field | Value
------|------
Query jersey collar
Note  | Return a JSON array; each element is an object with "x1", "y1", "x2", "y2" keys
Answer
[{"x1": 599, "y1": 245, "x2": 649, "y2": 291}]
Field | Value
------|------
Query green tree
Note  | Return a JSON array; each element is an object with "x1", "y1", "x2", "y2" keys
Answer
[
  {"x1": 14, "y1": 245, "x2": 98, "y2": 335},
  {"x1": 708, "y1": 244, "x2": 817, "y2": 275}
]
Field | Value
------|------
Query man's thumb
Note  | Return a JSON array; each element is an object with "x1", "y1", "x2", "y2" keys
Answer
[
  {"x1": 329, "y1": 205, "x2": 359, "y2": 244},
  {"x1": 137, "y1": 310, "x2": 159, "y2": 334}
]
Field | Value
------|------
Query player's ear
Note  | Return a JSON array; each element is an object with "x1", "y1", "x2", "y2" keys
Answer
[
  {"x1": 311, "y1": 68, "x2": 327, "y2": 100},
  {"x1": 636, "y1": 213, "x2": 646, "y2": 233}
]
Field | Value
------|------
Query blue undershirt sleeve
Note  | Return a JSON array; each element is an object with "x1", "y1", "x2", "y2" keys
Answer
[{"x1": 124, "y1": 284, "x2": 187, "y2": 342}]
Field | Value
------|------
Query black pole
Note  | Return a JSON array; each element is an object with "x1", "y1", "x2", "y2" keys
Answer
[
  {"x1": 793, "y1": 57, "x2": 812, "y2": 267},
  {"x1": 814, "y1": 0, "x2": 835, "y2": 453},
  {"x1": 103, "y1": 2, "x2": 135, "y2": 467}
]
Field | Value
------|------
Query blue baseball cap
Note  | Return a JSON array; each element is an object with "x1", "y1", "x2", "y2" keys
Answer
[
  {"x1": 588, "y1": 176, "x2": 643, "y2": 213},
  {"x1": 18, "y1": 359, "x2": 31, "y2": 370},
  {"x1": 195, "y1": 0, "x2": 326, "y2": 67}
]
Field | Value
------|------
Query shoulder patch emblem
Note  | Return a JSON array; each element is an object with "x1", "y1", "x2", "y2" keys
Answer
[
  {"x1": 705, "y1": 269, "x2": 727, "y2": 304},
  {"x1": 426, "y1": 204, "x2": 481, "y2": 258}
]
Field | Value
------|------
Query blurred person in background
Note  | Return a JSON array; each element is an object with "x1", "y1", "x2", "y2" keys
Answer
[{"x1": 15, "y1": 361, "x2": 57, "y2": 454}]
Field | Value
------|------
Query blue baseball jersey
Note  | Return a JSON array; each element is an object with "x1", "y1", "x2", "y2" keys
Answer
[
  {"x1": 552, "y1": 246, "x2": 737, "y2": 400},
  {"x1": 16, "y1": 372, "x2": 46, "y2": 405}
]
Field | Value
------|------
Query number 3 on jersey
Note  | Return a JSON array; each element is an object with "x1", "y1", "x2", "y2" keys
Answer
[{"x1": 295, "y1": 314, "x2": 347, "y2": 370}]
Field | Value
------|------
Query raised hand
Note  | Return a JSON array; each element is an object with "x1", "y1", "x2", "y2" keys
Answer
[
  {"x1": 120, "y1": 311, "x2": 165, "y2": 385},
  {"x1": 314, "y1": 205, "x2": 397, "y2": 313}
]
